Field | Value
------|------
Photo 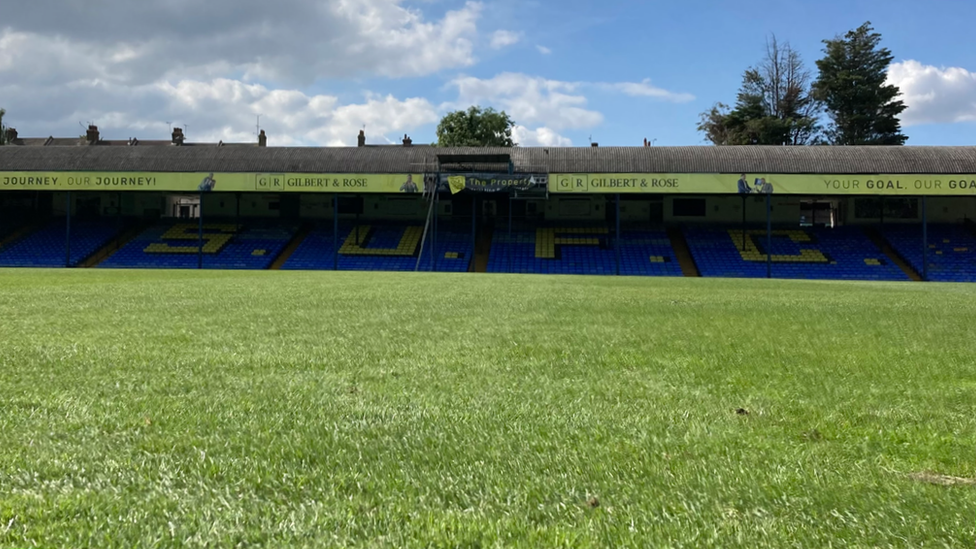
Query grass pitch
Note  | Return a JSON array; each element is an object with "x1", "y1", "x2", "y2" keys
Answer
[{"x1": 1, "y1": 269, "x2": 974, "y2": 548}]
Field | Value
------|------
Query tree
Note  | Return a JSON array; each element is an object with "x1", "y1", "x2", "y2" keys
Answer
[
  {"x1": 0, "y1": 108, "x2": 6, "y2": 146},
  {"x1": 698, "y1": 36, "x2": 821, "y2": 145},
  {"x1": 812, "y1": 22, "x2": 907, "y2": 145},
  {"x1": 436, "y1": 106, "x2": 516, "y2": 147}
]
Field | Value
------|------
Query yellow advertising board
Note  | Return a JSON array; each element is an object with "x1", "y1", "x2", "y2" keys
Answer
[
  {"x1": 549, "y1": 173, "x2": 976, "y2": 195},
  {"x1": 0, "y1": 172, "x2": 425, "y2": 193}
]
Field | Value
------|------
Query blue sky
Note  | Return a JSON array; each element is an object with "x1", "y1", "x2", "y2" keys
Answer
[
  {"x1": 381, "y1": 0, "x2": 976, "y2": 146},
  {"x1": 2, "y1": 0, "x2": 974, "y2": 146}
]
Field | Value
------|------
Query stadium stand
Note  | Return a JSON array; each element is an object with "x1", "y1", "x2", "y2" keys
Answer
[
  {"x1": 3, "y1": 142, "x2": 976, "y2": 281},
  {"x1": 883, "y1": 224, "x2": 976, "y2": 282},
  {"x1": 281, "y1": 222, "x2": 472, "y2": 272},
  {"x1": 0, "y1": 218, "x2": 122, "y2": 267},
  {"x1": 99, "y1": 220, "x2": 296, "y2": 269},
  {"x1": 486, "y1": 224, "x2": 682, "y2": 276},
  {"x1": 684, "y1": 225, "x2": 909, "y2": 281}
]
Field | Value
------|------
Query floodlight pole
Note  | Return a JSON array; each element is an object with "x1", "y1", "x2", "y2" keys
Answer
[
  {"x1": 65, "y1": 191, "x2": 72, "y2": 268},
  {"x1": 333, "y1": 194, "x2": 339, "y2": 271},
  {"x1": 922, "y1": 196, "x2": 928, "y2": 282},
  {"x1": 615, "y1": 194, "x2": 621, "y2": 276},
  {"x1": 198, "y1": 191, "x2": 204, "y2": 269},
  {"x1": 766, "y1": 192, "x2": 772, "y2": 279},
  {"x1": 507, "y1": 163, "x2": 514, "y2": 273}
]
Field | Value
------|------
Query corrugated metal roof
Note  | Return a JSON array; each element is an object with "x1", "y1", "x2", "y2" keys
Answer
[{"x1": 1, "y1": 145, "x2": 975, "y2": 174}]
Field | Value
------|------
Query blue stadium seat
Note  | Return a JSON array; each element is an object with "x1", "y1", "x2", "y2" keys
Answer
[
  {"x1": 684, "y1": 225, "x2": 909, "y2": 281},
  {"x1": 0, "y1": 218, "x2": 122, "y2": 267},
  {"x1": 281, "y1": 221, "x2": 472, "y2": 272},
  {"x1": 884, "y1": 224, "x2": 976, "y2": 283},
  {"x1": 99, "y1": 220, "x2": 296, "y2": 270},
  {"x1": 486, "y1": 224, "x2": 682, "y2": 276}
]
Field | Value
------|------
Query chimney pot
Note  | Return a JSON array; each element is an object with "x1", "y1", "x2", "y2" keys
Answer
[
  {"x1": 5, "y1": 127, "x2": 17, "y2": 142},
  {"x1": 171, "y1": 127, "x2": 184, "y2": 145},
  {"x1": 86, "y1": 125, "x2": 100, "y2": 144},
  {"x1": 591, "y1": 142, "x2": 599, "y2": 147},
  {"x1": 402, "y1": 134, "x2": 412, "y2": 146},
  {"x1": 357, "y1": 129, "x2": 366, "y2": 147},
  {"x1": 258, "y1": 129, "x2": 267, "y2": 147}
]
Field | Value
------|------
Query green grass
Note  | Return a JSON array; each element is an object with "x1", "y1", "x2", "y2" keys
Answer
[{"x1": 1, "y1": 269, "x2": 975, "y2": 548}]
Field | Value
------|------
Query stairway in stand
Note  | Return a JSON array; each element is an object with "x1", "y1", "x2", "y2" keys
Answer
[
  {"x1": 666, "y1": 227, "x2": 700, "y2": 277},
  {"x1": 862, "y1": 226, "x2": 922, "y2": 281},
  {"x1": 472, "y1": 225, "x2": 494, "y2": 273}
]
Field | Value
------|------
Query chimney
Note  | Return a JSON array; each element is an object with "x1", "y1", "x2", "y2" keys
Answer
[
  {"x1": 591, "y1": 142, "x2": 599, "y2": 148},
  {"x1": 86, "y1": 125, "x2": 100, "y2": 145},
  {"x1": 171, "y1": 127, "x2": 184, "y2": 146},
  {"x1": 357, "y1": 129, "x2": 366, "y2": 147},
  {"x1": 4, "y1": 127, "x2": 17, "y2": 143},
  {"x1": 402, "y1": 134, "x2": 412, "y2": 146},
  {"x1": 643, "y1": 138, "x2": 648, "y2": 147},
  {"x1": 258, "y1": 129, "x2": 267, "y2": 147}
]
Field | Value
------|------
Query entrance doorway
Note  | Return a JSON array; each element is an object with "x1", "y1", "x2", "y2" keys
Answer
[{"x1": 800, "y1": 199, "x2": 839, "y2": 228}]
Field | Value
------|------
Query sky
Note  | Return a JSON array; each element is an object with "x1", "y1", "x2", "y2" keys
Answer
[{"x1": 1, "y1": 0, "x2": 974, "y2": 147}]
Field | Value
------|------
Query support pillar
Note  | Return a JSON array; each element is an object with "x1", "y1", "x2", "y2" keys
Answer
[
  {"x1": 116, "y1": 191, "x2": 123, "y2": 249},
  {"x1": 65, "y1": 191, "x2": 72, "y2": 267},
  {"x1": 432, "y1": 191, "x2": 439, "y2": 272},
  {"x1": 766, "y1": 192, "x2": 772, "y2": 279},
  {"x1": 471, "y1": 193, "x2": 477, "y2": 272},
  {"x1": 615, "y1": 194, "x2": 621, "y2": 276},
  {"x1": 333, "y1": 194, "x2": 339, "y2": 271},
  {"x1": 198, "y1": 191, "x2": 204, "y2": 269},
  {"x1": 922, "y1": 196, "x2": 928, "y2": 282},
  {"x1": 508, "y1": 194, "x2": 513, "y2": 273},
  {"x1": 741, "y1": 195, "x2": 747, "y2": 251}
]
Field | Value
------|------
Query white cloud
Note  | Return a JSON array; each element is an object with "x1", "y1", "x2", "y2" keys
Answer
[
  {"x1": 604, "y1": 79, "x2": 695, "y2": 103},
  {"x1": 0, "y1": 0, "x2": 483, "y2": 86},
  {"x1": 490, "y1": 30, "x2": 521, "y2": 50},
  {"x1": 1, "y1": 77, "x2": 438, "y2": 146},
  {"x1": 447, "y1": 73, "x2": 694, "y2": 131},
  {"x1": 536, "y1": 45, "x2": 552, "y2": 55},
  {"x1": 449, "y1": 73, "x2": 604, "y2": 131},
  {"x1": 887, "y1": 60, "x2": 976, "y2": 126},
  {"x1": 0, "y1": 0, "x2": 482, "y2": 146},
  {"x1": 513, "y1": 125, "x2": 572, "y2": 147}
]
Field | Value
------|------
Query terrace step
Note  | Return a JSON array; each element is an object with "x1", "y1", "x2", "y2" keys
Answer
[
  {"x1": 472, "y1": 224, "x2": 493, "y2": 273},
  {"x1": 81, "y1": 221, "x2": 150, "y2": 267},
  {"x1": 269, "y1": 223, "x2": 312, "y2": 270},
  {"x1": 667, "y1": 227, "x2": 700, "y2": 277},
  {"x1": 0, "y1": 220, "x2": 44, "y2": 250},
  {"x1": 863, "y1": 226, "x2": 922, "y2": 281}
]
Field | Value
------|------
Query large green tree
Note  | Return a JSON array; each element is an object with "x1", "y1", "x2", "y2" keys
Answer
[
  {"x1": 436, "y1": 106, "x2": 516, "y2": 147},
  {"x1": 698, "y1": 36, "x2": 821, "y2": 145},
  {"x1": 812, "y1": 22, "x2": 907, "y2": 145}
]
